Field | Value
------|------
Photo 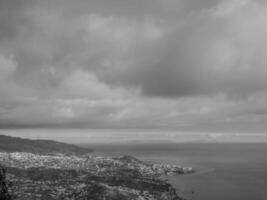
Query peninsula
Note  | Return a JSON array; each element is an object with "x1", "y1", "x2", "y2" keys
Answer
[{"x1": 0, "y1": 135, "x2": 193, "y2": 200}]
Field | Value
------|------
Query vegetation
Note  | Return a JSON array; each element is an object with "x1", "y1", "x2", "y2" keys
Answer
[
  {"x1": 0, "y1": 135, "x2": 92, "y2": 155},
  {"x1": 0, "y1": 165, "x2": 13, "y2": 200},
  {"x1": 0, "y1": 135, "x2": 188, "y2": 200},
  {"x1": 6, "y1": 167, "x2": 182, "y2": 200}
]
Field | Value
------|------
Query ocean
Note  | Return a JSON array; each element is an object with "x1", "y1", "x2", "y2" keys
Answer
[
  {"x1": 89, "y1": 143, "x2": 267, "y2": 200},
  {"x1": 1, "y1": 129, "x2": 267, "y2": 200}
]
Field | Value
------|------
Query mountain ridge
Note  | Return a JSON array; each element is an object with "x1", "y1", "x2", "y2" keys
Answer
[{"x1": 0, "y1": 134, "x2": 92, "y2": 155}]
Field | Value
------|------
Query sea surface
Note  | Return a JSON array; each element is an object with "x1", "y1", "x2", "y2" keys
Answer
[
  {"x1": 88, "y1": 143, "x2": 267, "y2": 200},
  {"x1": 1, "y1": 129, "x2": 267, "y2": 200}
]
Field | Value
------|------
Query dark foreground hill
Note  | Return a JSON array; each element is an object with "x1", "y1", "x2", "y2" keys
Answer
[
  {"x1": 0, "y1": 152, "x2": 186, "y2": 200},
  {"x1": 0, "y1": 134, "x2": 92, "y2": 155}
]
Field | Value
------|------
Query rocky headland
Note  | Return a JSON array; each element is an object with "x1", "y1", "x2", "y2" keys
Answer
[{"x1": 0, "y1": 135, "x2": 193, "y2": 200}]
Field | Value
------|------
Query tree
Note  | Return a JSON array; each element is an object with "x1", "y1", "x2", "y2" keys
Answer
[{"x1": 0, "y1": 166, "x2": 13, "y2": 200}]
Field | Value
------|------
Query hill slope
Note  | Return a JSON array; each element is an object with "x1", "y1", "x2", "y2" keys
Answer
[{"x1": 0, "y1": 134, "x2": 92, "y2": 155}]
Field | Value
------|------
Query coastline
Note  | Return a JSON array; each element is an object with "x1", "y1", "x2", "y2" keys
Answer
[
  {"x1": 0, "y1": 151, "x2": 191, "y2": 200},
  {"x1": 1, "y1": 137, "x2": 267, "y2": 200}
]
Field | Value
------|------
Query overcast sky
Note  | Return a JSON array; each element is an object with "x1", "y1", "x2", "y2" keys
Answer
[{"x1": 1, "y1": 0, "x2": 267, "y2": 132}]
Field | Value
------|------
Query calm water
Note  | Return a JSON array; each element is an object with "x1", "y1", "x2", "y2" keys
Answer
[
  {"x1": 2, "y1": 129, "x2": 267, "y2": 199},
  {"x1": 88, "y1": 143, "x2": 267, "y2": 200}
]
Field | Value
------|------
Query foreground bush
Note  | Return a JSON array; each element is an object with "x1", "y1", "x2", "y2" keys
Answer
[{"x1": 0, "y1": 166, "x2": 13, "y2": 200}]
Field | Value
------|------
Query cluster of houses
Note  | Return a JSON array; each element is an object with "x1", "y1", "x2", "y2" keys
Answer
[
  {"x1": 0, "y1": 152, "x2": 193, "y2": 176},
  {"x1": 0, "y1": 152, "x2": 193, "y2": 200}
]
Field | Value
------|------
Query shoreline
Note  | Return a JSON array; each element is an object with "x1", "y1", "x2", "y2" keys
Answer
[{"x1": 0, "y1": 151, "x2": 191, "y2": 200}]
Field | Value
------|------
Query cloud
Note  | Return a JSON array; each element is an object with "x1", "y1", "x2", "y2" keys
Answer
[
  {"x1": 0, "y1": 55, "x2": 17, "y2": 76},
  {"x1": 87, "y1": 0, "x2": 267, "y2": 99},
  {"x1": 0, "y1": 0, "x2": 267, "y2": 131}
]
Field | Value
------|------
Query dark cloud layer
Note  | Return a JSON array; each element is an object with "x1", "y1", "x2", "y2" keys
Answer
[
  {"x1": 93, "y1": 1, "x2": 267, "y2": 98},
  {"x1": 1, "y1": 0, "x2": 267, "y2": 131}
]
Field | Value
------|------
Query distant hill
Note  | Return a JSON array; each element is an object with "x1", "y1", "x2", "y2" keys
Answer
[{"x1": 0, "y1": 134, "x2": 92, "y2": 155}]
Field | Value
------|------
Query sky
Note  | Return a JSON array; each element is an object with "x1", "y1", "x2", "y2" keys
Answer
[{"x1": 1, "y1": 0, "x2": 267, "y2": 132}]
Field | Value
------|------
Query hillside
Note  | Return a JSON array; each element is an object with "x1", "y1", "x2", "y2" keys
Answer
[
  {"x1": 0, "y1": 152, "x2": 189, "y2": 200},
  {"x1": 0, "y1": 134, "x2": 92, "y2": 155}
]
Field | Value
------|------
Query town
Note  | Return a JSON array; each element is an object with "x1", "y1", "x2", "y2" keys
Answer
[{"x1": 0, "y1": 152, "x2": 193, "y2": 200}]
